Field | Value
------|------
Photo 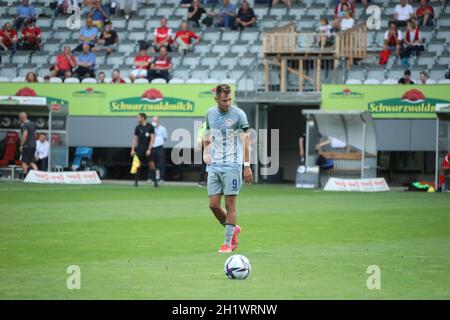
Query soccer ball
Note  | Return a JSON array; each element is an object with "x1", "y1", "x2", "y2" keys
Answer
[{"x1": 224, "y1": 255, "x2": 251, "y2": 280}]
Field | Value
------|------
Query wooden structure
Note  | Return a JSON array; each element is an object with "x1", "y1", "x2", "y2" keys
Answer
[{"x1": 262, "y1": 22, "x2": 367, "y2": 92}]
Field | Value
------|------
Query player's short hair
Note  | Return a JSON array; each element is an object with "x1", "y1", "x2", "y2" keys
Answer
[
  {"x1": 138, "y1": 113, "x2": 147, "y2": 120},
  {"x1": 216, "y1": 84, "x2": 231, "y2": 97}
]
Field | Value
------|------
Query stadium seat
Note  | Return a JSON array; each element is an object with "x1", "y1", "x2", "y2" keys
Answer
[
  {"x1": 438, "y1": 79, "x2": 450, "y2": 84},
  {"x1": 81, "y1": 78, "x2": 97, "y2": 84},
  {"x1": 203, "y1": 78, "x2": 219, "y2": 84},
  {"x1": 135, "y1": 79, "x2": 150, "y2": 83},
  {"x1": 240, "y1": 30, "x2": 259, "y2": 43},
  {"x1": 200, "y1": 54, "x2": 220, "y2": 69},
  {"x1": 0, "y1": 76, "x2": 10, "y2": 82},
  {"x1": 210, "y1": 67, "x2": 229, "y2": 80},
  {"x1": 31, "y1": 52, "x2": 50, "y2": 66},
  {"x1": 363, "y1": 79, "x2": 380, "y2": 85},
  {"x1": 366, "y1": 68, "x2": 385, "y2": 82},
  {"x1": 345, "y1": 79, "x2": 362, "y2": 85},
  {"x1": 12, "y1": 77, "x2": 24, "y2": 83},
  {"x1": 64, "y1": 77, "x2": 80, "y2": 83},
  {"x1": 190, "y1": 67, "x2": 210, "y2": 79},
  {"x1": 185, "y1": 79, "x2": 202, "y2": 84},
  {"x1": 168, "y1": 78, "x2": 184, "y2": 84},
  {"x1": 172, "y1": 67, "x2": 191, "y2": 80},
  {"x1": 49, "y1": 77, "x2": 63, "y2": 83},
  {"x1": 221, "y1": 31, "x2": 240, "y2": 43},
  {"x1": 221, "y1": 79, "x2": 237, "y2": 85},
  {"x1": 382, "y1": 79, "x2": 399, "y2": 85},
  {"x1": 429, "y1": 67, "x2": 448, "y2": 81}
]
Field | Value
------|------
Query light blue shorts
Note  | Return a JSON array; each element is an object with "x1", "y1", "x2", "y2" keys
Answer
[{"x1": 207, "y1": 170, "x2": 242, "y2": 196}]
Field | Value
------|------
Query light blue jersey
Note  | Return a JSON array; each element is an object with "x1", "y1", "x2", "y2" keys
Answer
[{"x1": 205, "y1": 105, "x2": 250, "y2": 173}]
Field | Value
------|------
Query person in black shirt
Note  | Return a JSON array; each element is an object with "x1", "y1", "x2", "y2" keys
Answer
[
  {"x1": 236, "y1": 1, "x2": 256, "y2": 30},
  {"x1": 19, "y1": 112, "x2": 38, "y2": 177},
  {"x1": 398, "y1": 69, "x2": 415, "y2": 84},
  {"x1": 131, "y1": 113, "x2": 156, "y2": 187},
  {"x1": 94, "y1": 20, "x2": 119, "y2": 54},
  {"x1": 187, "y1": 0, "x2": 207, "y2": 28}
]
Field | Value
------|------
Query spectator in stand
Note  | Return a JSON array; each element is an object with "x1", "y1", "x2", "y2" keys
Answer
[
  {"x1": 88, "y1": 0, "x2": 110, "y2": 28},
  {"x1": 129, "y1": 48, "x2": 151, "y2": 82},
  {"x1": 236, "y1": 1, "x2": 256, "y2": 30},
  {"x1": 74, "y1": 43, "x2": 96, "y2": 79},
  {"x1": 354, "y1": 0, "x2": 370, "y2": 7},
  {"x1": 73, "y1": 18, "x2": 98, "y2": 52},
  {"x1": 93, "y1": 20, "x2": 118, "y2": 54},
  {"x1": 153, "y1": 18, "x2": 173, "y2": 52},
  {"x1": 211, "y1": 0, "x2": 237, "y2": 29},
  {"x1": 97, "y1": 71, "x2": 106, "y2": 83},
  {"x1": 383, "y1": 21, "x2": 402, "y2": 56},
  {"x1": 25, "y1": 71, "x2": 38, "y2": 83},
  {"x1": 20, "y1": 18, "x2": 41, "y2": 51},
  {"x1": 174, "y1": 21, "x2": 200, "y2": 55},
  {"x1": 111, "y1": 69, "x2": 126, "y2": 83},
  {"x1": 419, "y1": 71, "x2": 429, "y2": 84},
  {"x1": 0, "y1": 22, "x2": 18, "y2": 54},
  {"x1": 416, "y1": 0, "x2": 434, "y2": 27},
  {"x1": 187, "y1": 0, "x2": 207, "y2": 28},
  {"x1": 332, "y1": 1, "x2": 354, "y2": 31},
  {"x1": 180, "y1": 0, "x2": 193, "y2": 8},
  {"x1": 317, "y1": 17, "x2": 333, "y2": 47},
  {"x1": 148, "y1": 46, "x2": 172, "y2": 83},
  {"x1": 340, "y1": 10, "x2": 355, "y2": 31},
  {"x1": 118, "y1": 0, "x2": 140, "y2": 19},
  {"x1": 51, "y1": 46, "x2": 77, "y2": 79},
  {"x1": 271, "y1": 0, "x2": 291, "y2": 8},
  {"x1": 393, "y1": 0, "x2": 414, "y2": 28},
  {"x1": 80, "y1": 0, "x2": 95, "y2": 16},
  {"x1": 55, "y1": 0, "x2": 79, "y2": 18},
  {"x1": 400, "y1": 19, "x2": 424, "y2": 67},
  {"x1": 398, "y1": 69, "x2": 415, "y2": 84},
  {"x1": 14, "y1": 0, "x2": 36, "y2": 31}
]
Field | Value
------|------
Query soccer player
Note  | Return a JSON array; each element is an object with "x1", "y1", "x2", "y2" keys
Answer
[
  {"x1": 203, "y1": 84, "x2": 253, "y2": 253},
  {"x1": 19, "y1": 112, "x2": 38, "y2": 177},
  {"x1": 130, "y1": 113, "x2": 157, "y2": 187}
]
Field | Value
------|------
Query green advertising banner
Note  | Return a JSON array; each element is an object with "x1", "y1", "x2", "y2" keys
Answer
[
  {"x1": 321, "y1": 84, "x2": 450, "y2": 119},
  {"x1": 0, "y1": 83, "x2": 231, "y2": 117}
]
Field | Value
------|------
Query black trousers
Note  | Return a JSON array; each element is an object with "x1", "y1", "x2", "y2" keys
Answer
[{"x1": 151, "y1": 146, "x2": 165, "y2": 180}]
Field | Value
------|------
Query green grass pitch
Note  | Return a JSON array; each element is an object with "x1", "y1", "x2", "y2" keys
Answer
[{"x1": 0, "y1": 182, "x2": 449, "y2": 299}]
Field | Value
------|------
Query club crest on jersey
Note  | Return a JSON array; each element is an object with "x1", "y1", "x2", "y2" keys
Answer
[
  {"x1": 145, "y1": 132, "x2": 150, "y2": 137},
  {"x1": 225, "y1": 119, "x2": 234, "y2": 127}
]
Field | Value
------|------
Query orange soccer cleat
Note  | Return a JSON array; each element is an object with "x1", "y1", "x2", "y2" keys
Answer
[
  {"x1": 218, "y1": 244, "x2": 232, "y2": 253},
  {"x1": 231, "y1": 225, "x2": 241, "y2": 250}
]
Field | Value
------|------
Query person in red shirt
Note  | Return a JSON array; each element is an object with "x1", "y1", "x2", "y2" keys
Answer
[
  {"x1": 438, "y1": 153, "x2": 450, "y2": 191},
  {"x1": 51, "y1": 46, "x2": 77, "y2": 79},
  {"x1": 416, "y1": 0, "x2": 434, "y2": 27},
  {"x1": 174, "y1": 21, "x2": 200, "y2": 55},
  {"x1": 111, "y1": 69, "x2": 126, "y2": 83},
  {"x1": 0, "y1": 22, "x2": 18, "y2": 54},
  {"x1": 129, "y1": 48, "x2": 151, "y2": 82},
  {"x1": 20, "y1": 18, "x2": 41, "y2": 50},
  {"x1": 148, "y1": 46, "x2": 172, "y2": 83},
  {"x1": 152, "y1": 18, "x2": 173, "y2": 52}
]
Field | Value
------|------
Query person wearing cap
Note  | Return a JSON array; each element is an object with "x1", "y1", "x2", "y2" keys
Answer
[{"x1": 398, "y1": 70, "x2": 415, "y2": 84}]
